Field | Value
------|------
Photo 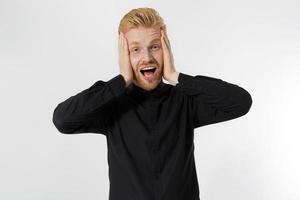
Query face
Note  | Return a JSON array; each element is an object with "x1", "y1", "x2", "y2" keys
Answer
[{"x1": 124, "y1": 26, "x2": 163, "y2": 91}]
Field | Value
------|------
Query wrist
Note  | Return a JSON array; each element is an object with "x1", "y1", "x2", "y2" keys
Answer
[
  {"x1": 120, "y1": 74, "x2": 131, "y2": 87},
  {"x1": 166, "y1": 71, "x2": 179, "y2": 86}
]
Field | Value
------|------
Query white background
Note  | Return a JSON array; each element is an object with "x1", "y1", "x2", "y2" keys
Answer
[{"x1": 1, "y1": 0, "x2": 299, "y2": 200}]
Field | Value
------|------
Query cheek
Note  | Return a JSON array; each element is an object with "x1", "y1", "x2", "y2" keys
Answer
[{"x1": 154, "y1": 51, "x2": 163, "y2": 66}]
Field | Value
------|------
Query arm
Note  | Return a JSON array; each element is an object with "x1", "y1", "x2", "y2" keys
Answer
[
  {"x1": 52, "y1": 74, "x2": 127, "y2": 135},
  {"x1": 175, "y1": 72, "x2": 252, "y2": 129}
]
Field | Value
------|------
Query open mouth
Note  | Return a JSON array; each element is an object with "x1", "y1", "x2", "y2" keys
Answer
[{"x1": 140, "y1": 67, "x2": 157, "y2": 77}]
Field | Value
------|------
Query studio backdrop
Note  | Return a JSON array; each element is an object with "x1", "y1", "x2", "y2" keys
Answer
[{"x1": 0, "y1": 0, "x2": 299, "y2": 200}]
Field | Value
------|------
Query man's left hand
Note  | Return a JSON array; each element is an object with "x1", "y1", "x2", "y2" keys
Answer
[{"x1": 160, "y1": 29, "x2": 179, "y2": 85}]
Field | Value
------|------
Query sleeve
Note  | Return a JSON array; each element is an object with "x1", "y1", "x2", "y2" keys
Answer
[
  {"x1": 52, "y1": 74, "x2": 127, "y2": 135},
  {"x1": 175, "y1": 72, "x2": 252, "y2": 129}
]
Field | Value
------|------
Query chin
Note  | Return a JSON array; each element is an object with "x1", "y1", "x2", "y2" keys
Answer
[
  {"x1": 135, "y1": 75, "x2": 162, "y2": 91},
  {"x1": 144, "y1": 83, "x2": 159, "y2": 91}
]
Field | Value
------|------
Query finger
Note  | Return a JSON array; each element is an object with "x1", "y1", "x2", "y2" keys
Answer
[
  {"x1": 121, "y1": 32, "x2": 124, "y2": 49},
  {"x1": 123, "y1": 34, "x2": 128, "y2": 49},
  {"x1": 160, "y1": 32, "x2": 166, "y2": 49},
  {"x1": 163, "y1": 29, "x2": 171, "y2": 49},
  {"x1": 118, "y1": 33, "x2": 122, "y2": 54},
  {"x1": 161, "y1": 30, "x2": 168, "y2": 49},
  {"x1": 121, "y1": 33, "x2": 127, "y2": 56},
  {"x1": 163, "y1": 36, "x2": 170, "y2": 50},
  {"x1": 163, "y1": 33, "x2": 171, "y2": 50},
  {"x1": 119, "y1": 33, "x2": 122, "y2": 49},
  {"x1": 162, "y1": 36, "x2": 170, "y2": 53},
  {"x1": 162, "y1": 29, "x2": 170, "y2": 43},
  {"x1": 161, "y1": 30, "x2": 170, "y2": 50},
  {"x1": 121, "y1": 33, "x2": 127, "y2": 53},
  {"x1": 124, "y1": 35, "x2": 130, "y2": 56},
  {"x1": 161, "y1": 29, "x2": 165, "y2": 42}
]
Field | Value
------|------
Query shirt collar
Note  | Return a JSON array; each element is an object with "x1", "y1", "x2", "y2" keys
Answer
[{"x1": 126, "y1": 80, "x2": 170, "y2": 100}]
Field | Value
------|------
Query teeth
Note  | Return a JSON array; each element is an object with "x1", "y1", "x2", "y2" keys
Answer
[{"x1": 141, "y1": 66, "x2": 156, "y2": 70}]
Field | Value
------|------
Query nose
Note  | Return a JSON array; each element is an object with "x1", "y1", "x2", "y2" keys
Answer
[{"x1": 141, "y1": 49, "x2": 154, "y2": 62}]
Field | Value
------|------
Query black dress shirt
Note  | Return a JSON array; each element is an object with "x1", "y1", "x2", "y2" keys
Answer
[{"x1": 52, "y1": 72, "x2": 252, "y2": 200}]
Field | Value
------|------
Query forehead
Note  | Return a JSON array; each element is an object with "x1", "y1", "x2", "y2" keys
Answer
[{"x1": 125, "y1": 26, "x2": 161, "y2": 46}]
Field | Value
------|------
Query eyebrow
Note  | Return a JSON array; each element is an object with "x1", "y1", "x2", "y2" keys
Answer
[{"x1": 129, "y1": 38, "x2": 161, "y2": 46}]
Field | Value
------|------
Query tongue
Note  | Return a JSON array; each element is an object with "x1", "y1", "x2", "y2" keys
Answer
[{"x1": 144, "y1": 71, "x2": 154, "y2": 77}]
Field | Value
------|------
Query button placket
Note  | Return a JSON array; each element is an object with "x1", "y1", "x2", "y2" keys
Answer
[
  {"x1": 152, "y1": 128, "x2": 160, "y2": 181},
  {"x1": 147, "y1": 99, "x2": 161, "y2": 183},
  {"x1": 148, "y1": 98, "x2": 156, "y2": 126},
  {"x1": 146, "y1": 98, "x2": 162, "y2": 200}
]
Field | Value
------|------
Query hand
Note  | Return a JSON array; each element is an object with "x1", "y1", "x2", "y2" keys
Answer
[
  {"x1": 160, "y1": 29, "x2": 179, "y2": 85},
  {"x1": 118, "y1": 32, "x2": 134, "y2": 87}
]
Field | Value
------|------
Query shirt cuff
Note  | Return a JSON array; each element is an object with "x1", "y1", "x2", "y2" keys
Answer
[
  {"x1": 176, "y1": 72, "x2": 225, "y2": 95},
  {"x1": 176, "y1": 72, "x2": 204, "y2": 91}
]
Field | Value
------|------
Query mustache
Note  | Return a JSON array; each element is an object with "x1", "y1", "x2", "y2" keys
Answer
[{"x1": 139, "y1": 65, "x2": 158, "y2": 70}]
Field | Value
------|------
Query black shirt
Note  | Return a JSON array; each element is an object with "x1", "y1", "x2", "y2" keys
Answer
[{"x1": 52, "y1": 72, "x2": 252, "y2": 200}]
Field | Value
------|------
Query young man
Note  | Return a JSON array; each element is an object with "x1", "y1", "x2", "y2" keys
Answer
[{"x1": 52, "y1": 7, "x2": 252, "y2": 200}]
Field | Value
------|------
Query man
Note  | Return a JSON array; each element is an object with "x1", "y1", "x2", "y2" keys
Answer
[{"x1": 52, "y1": 7, "x2": 252, "y2": 200}]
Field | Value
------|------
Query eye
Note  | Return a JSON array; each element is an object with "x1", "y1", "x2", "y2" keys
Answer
[
  {"x1": 152, "y1": 44, "x2": 160, "y2": 50},
  {"x1": 131, "y1": 48, "x2": 139, "y2": 53}
]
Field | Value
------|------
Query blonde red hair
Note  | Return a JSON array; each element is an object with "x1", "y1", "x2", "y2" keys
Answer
[{"x1": 118, "y1": 7, "x2": 167, "y2": 35}]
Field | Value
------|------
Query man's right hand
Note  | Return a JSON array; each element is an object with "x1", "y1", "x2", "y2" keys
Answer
[{"x1": 118, "y1": 32, "x2": 134, "y2": 87}]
